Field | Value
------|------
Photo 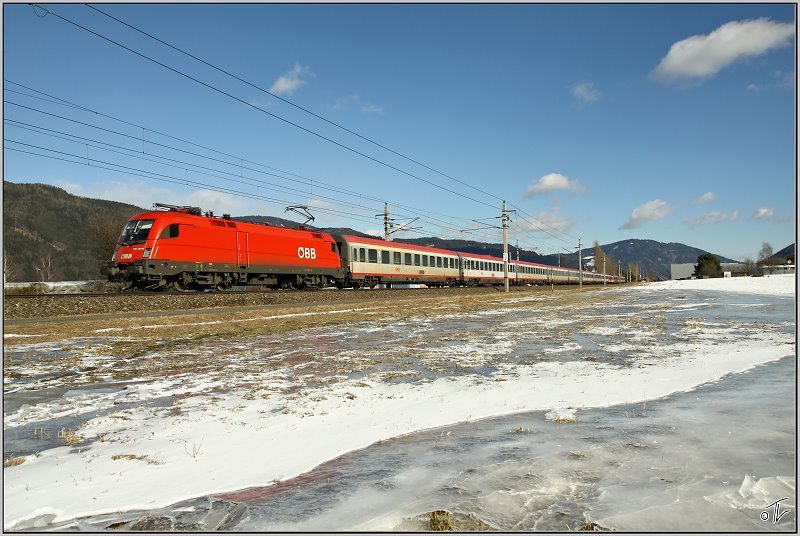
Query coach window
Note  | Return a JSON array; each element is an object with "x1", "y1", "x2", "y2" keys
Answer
[
  {"x1": 405, "y1": 253, "x2": 412, "y2": 265},
  {"x1": 394, "y1": 252, "x2": 402, "y2": 264},
  {"x1": 368, "y1": 249, "x2": 378, "y2": 263},
  {"x1": 381, "y1": 250, "x2": 390, "y2": 264},
  {"x1": 436, "y1": 257, "x2": 442, "y2": 268},
  {"x1": 422, "y1": 255, "x2": 428, "y2": 267},
  {"x1": 414, "y1": 254, "x2": 420, "y2": 266},
  {"x1": 160, "y1": 223, "x2": 179, "y2": 239},
  {"x1": 359, "y1": 248, "x2": 366, "y2": 263},
  {"x1": 352, "y1": 248, "x2": 357, "y2": 261}
]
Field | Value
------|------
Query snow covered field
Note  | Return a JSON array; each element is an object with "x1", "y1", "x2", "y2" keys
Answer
[{"x1": 3, "y1": 274, "x2": 796, "y2": 531}]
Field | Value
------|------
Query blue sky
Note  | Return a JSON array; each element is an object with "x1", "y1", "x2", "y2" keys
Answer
[{"x1": 4, "y1": 3, "x2": 796, "y2": 261}]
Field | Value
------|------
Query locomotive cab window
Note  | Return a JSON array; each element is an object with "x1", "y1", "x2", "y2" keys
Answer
[
  {"x1": 120, "y1": 219, "x2": 154, "y2": 245},
  {"x1": 159, "y1": 224, "x2": 180, "y2": 239}
]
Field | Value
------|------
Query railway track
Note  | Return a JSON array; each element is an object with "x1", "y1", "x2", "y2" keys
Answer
[{"x1": 4, "y1": 285, "x2": 539, "y2": 321}]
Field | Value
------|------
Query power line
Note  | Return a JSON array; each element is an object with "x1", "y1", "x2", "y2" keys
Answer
[
  {"x1": 4, "y1": 140, "x2": 382, "y2": 225},
  {"x1": 4, "y1": 84, "x2": 497, "y2": 238},
  {"x1": 29, "y1": 4, "x2": 496, "y2": 210},
  {"x1": 84, "y1": 3, "x2": 507, "y2": 207}
]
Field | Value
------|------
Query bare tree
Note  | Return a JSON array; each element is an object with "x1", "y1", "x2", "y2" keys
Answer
[
  {"x1": 742, "y1": 257, "x2": 758, "y2": 277},
  {"x1": 87, "y1": 212, "x2": 127, "y2": 266},
  {"x1": 34, "y1": 254, "x2": 58, "y2": 282},
  {"x1": 757, "y1": 242, "x2": 773, "y2": 262},
  {"x1": 3, "y1": 251, "x2": 16, "y2": 284}
]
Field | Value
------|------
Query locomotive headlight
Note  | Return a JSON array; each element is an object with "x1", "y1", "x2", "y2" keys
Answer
[{"x1": 142, "y1": 248, "x2": 152, "y2": 259}]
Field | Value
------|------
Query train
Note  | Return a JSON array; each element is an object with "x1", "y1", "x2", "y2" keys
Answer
[{"x1": 106, "y1": 204, "x2": 624, "y2": 291}]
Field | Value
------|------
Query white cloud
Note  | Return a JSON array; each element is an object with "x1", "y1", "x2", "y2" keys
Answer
[
  {"x1": 686, "y1": 209, "x2": 740, "y2": 227},
  {"x1": 361, "y1": 103, "x2": 384, "y2": 114},
  {"x1": 333, "y1": 94, "x2": 359, "y2": 111},
  {"x1": 269, "y1": 62, "x2": 314, "y2": 96},
  {"x1": 90, "y1": 180, "x2": 173, "y2": 210},
  {"x1": 514, "y1": 206, "x2": 573, "y2": 235},
  {"x1": 332, "y1": 94, "x2": 384, "y2": 114},
  {"x1": 186, "y1": 190, "x2": 245, "y2": 213},
  {"x1": 572, "y1": 81, "x2": 602, "y2": 106},
  {"x1": 753, "y1": 207, "x2": 776, "y2": 220},
  {"x1": 619, "y1": 199, "x2": 675, "y2": 230},
  {"x1": 746, "y1": 69, "x2": 796, "y2": 92},
  {"x1": 524, "y1": 173, "x2": 585, "y2": 197},
  {"x1": 691, "y1": 191, "x2": 716, "y2": 205},
  {"x1": 691, "y1": 192, "x2": 717, "y2": 205},
  {"x1": 651, "y1": 18, "x2": 794, "y2": 84}
]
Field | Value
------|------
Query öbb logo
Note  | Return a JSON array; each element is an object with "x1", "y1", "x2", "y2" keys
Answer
[{"x1": 297, "y1": 247, "x2": 317, "y2": 260}]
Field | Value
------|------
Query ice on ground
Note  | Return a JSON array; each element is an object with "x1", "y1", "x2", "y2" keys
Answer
[{"x1": 2, "y1": 276, "x2": 795, "y2": 530}]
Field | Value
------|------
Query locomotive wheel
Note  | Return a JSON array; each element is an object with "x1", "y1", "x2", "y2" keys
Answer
[{"x1": 171, "y1": 279, "x2": 188, "y2": 292}]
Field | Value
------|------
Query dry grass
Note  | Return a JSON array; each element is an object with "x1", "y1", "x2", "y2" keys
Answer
[
  {"x1": 58, "y1": 427, "x2": 82, "y2": 446},
  {"x1": 552, "y1": 417, "x2": 578, "y2": 424},
  {"x1": 4, "y1": 456, "x2": 26, "y2": 467},
  {"x1": 111, "y1": 454, "x2": 162, "y2": 465}
]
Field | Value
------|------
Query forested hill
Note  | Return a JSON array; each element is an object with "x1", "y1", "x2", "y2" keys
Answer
[{"x1": 3, "y1": 181, "x2": 142, "y2": 281}]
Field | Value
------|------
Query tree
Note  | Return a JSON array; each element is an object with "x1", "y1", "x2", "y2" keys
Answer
[
  {"x1": 34, "y1": 254, "x2": 58, "y2": 282},
  {"x1": 758, "y1": 242, "x2": 773, "y2": 262},
  {"x1": 593, "y1": 241, "x2": 619, "y2": 276},
  {"x1": 694, "y1": 253, "x2": 722, "y2": 279},
  {"x1": 742, "y1": 257, "x2": 758, "y2": 277},
  {"x1": 87, "y1": 212, "x2": 128, "y2": 270},
  {"x1": 3, "y1": 250, "x2": 16, "y2": 284}
]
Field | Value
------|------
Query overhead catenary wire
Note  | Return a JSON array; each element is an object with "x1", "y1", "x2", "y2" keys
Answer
[
  {"x1": 83, "y1": 3, "x2": 508, "y2": 207},
  {"x1": 5, "y1": 135, "x2": 493, "y2": 241},
  {"x1": 4, "y1": 86, "x2": 502, "y2": 242},
  {"x1": 5, "y1": 114, "x2": 487, "y2": 242},
  {"x1": 76, "y1": 5, "x2": 582, "y2": 247},
  {"x1": 15, "y1": 8, "x2": 583, "y2": 250},
  {"x1": 28, "y1": 4, "x2": 496, "y2": 210},
  {"x1": 4, "y1": 140, "x2": 386, "y2": 226}
]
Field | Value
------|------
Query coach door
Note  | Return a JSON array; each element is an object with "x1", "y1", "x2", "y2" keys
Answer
[{"x1": 236, "y1": 232, "x2": 249, "y2": 268}]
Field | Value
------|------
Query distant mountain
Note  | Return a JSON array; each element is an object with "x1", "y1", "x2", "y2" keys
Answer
[
  {"x1": 3, "y1": 182, "x2": 142, "y2": 281},
  {"x1": 580, "y1": 239, "x2": 739, "y2": 281},
  {"x1": 770, "y1": 243, "x2": 795, "y2": 261}
]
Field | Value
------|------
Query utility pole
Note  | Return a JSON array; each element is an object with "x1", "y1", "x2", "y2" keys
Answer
[
  {"x1": 603, "y1": 256, "x2": 606, "y2": 286},
  {"x1": 502, "y1": 201, "x2": 509, "y2": 293},
  {"x1": 578, "y1": 239, "x2": 583, "y2": 287},
  {"x1": 384, "y1": 203, "x2": 391, "y2": 242}
]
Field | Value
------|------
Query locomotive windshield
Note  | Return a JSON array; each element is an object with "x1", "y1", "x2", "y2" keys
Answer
[{"x1": 119, "y1": 219, "x2": 154, "y2": 246}]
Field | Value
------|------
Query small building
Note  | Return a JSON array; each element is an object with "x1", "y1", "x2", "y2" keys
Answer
[
  {"x1": 720, "y1": 263, "x2": 751, "y2": 277},
  {"x1": 670, "y1": 263, "x2": 696, "y2": 280},
  {"x1": 758, "y1": 263, "x2": 795, "y2": 276}
]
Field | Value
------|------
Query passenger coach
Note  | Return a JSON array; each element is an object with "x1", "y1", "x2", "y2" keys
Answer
[{"x1": 336, "y1": 235, "x2": 460, "y2": 288}]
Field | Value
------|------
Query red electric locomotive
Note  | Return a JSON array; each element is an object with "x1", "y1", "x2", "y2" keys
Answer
[{"x1": 107, "y1": 204, "x2": 343, "y2": 290}]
